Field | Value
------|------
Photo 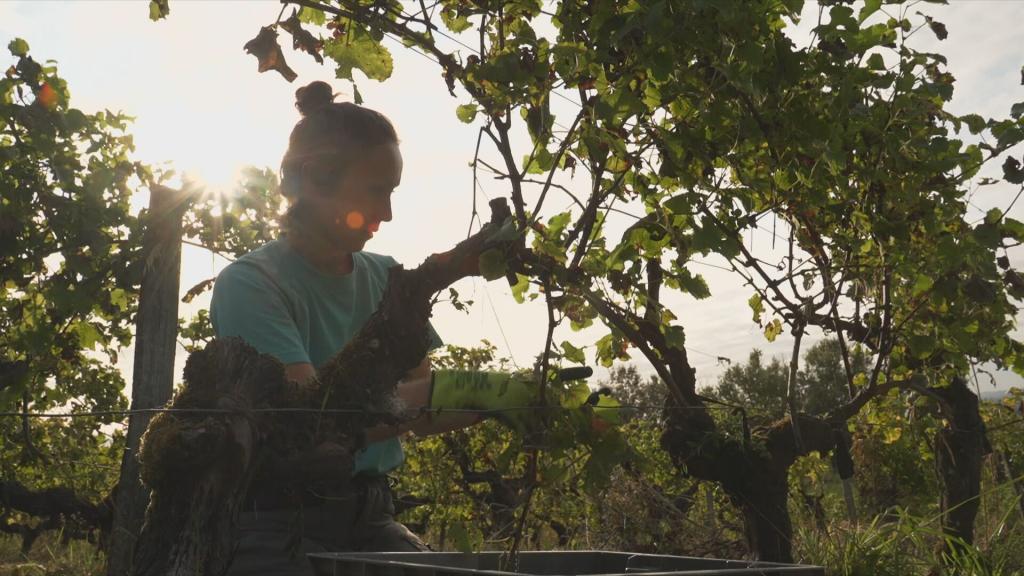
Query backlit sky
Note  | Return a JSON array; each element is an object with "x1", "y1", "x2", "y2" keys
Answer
[{"x1": 2, "y1": 1, "x2": 1022, "y2": 394}]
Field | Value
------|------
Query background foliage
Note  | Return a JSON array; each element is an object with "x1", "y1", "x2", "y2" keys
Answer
[
  {"x1": 1, "y1": 38, "x2": 141, "y2": 560},
  {"x1": 5, "y1": 0, "x2": 1024, "y2": 573}
]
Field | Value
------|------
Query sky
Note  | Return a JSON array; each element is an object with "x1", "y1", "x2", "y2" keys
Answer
[{"x1": 2, "y1": 1, "x2": 1023, "y2": 395}]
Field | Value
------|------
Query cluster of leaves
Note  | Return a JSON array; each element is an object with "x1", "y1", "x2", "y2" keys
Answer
[
  {"x1": 791, "y1": 390, "x2": 1024, "y2": 574},
  {"x1": 848, "y1": 388, "x2": 940, "y2": 515},
  {"x1": 987, "y1": 387, "x2": 1024, "y2": 466},
  {"x1": 217, "y1": 0, "x2": 1024, "y2": 560},
  {"x1": 705, "y1": 339, "x2": 1022, "y2": 551},
  {"x1": 398, "y1": 342, "x2": 634, "y2": 552},
  {"x1": 1, "y1": 39, "x2": 144, "y2": 408},
  {"x1": 1, "y1": 38, "x2": 145, "y2": 549},
  {"x1": 400, "y1": 342, "x2": 1024, "y2": 572},
  {"x1": 251, "y1": 0, "x2": 1021, "y2": 404},
  {"x1": 395, "y1": 342, "x2": 749, "y2": 553},
  {"x1": 0, "y1": 417, "x2": 124, "y2": 546}
]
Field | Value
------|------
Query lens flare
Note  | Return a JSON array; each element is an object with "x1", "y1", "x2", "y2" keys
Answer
[{"x1": 345, "y1": 211, "x2": 365, "y2": 230}]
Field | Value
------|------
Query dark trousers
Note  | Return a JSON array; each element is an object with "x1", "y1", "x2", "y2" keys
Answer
[{"x1": 226, "y1": 475, "x2": 428, "y2": 576}]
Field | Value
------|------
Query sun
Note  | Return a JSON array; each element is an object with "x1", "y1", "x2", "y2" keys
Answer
[{"x1": 187, "y1": 165, "x2": 248, "y2": 204}]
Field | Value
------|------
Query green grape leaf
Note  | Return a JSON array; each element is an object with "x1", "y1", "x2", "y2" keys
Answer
[
  {"x1": 149, "y1": 0, "x2": 170, "y2": 21},
  {"x1": 859, "y1": 0, "x2": 882, "y2": 23},
  {"x1": 764, "y1": 318, "x2": 783, "y2": 342},
  {"x1": 749, "y1": 293, "x2": 764, "y2": 323},
  {"x1": 456, "y1": 104, "x2": 478, "y2": 123},
  {"x1": 1004, "y1": 157, "x2": 1024, "y2": 185},
  {"x1": 324, "y1": 28, "x2": 394, "y2": 82},
  {"x1": 561, "y1": 340, "x2": 585, "y2": 364},
  {"x1": 511, "y1": 273, "x2": 530, "y2": 303},
  {"x1": 73, "y1": 322, "x2": 103, "y2": 350},
  {"x1": 8, "y1": 38, "x2": 29, "y2": 57},
  {"x1": 477, "y1": 248, "x2": 507, "y2": 281},
  {"x1": 448, "y1": 521, "x2": 475, "y2": 553},
  {"x1": 960, "y1": 114, "x2": 987, "y2": 135},
  {"x1": 908, "y1": 334, "x2": 937, "y2": 359},
  {"x1": 665, "y1": 325, "x2": 685, "y2": 351},
  {"x1": 298, "y1": 6, "x2": 326, "y2": 26},
  {"x1": 911, "y1": 274, "x2": 934, "y2": 297}
]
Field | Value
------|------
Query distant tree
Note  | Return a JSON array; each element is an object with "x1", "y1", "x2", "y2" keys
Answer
[
  {"x1": 712, "y1": 339, "x2": 868, "y2": 419},
  {"x1": 713, "y1": 351, "x2": 789, "y2": 420},
  {"x1": 799, "y1": 340, "x2": 866, "y2": 416},
  {"x1": 601, "y1": 364, "x2": 666, "y2": 422}
]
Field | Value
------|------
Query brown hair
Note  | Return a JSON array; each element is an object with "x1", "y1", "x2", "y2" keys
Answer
[{"x1": 280, "y1": 81, "x2": 398, "y2": 203}]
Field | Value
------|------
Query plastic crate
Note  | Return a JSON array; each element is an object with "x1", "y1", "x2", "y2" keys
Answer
[{"x1": 307, "y1": 551, "x2": 825, "y2": 576}]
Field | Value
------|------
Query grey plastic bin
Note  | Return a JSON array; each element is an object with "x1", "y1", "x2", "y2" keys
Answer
[{"x1": 307, "y1": 551, "x2": 825, "y2": 576}]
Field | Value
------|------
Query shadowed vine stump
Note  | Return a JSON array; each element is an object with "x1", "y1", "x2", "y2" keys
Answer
[
  {"x1": 933, "y1": 376, "x2": 988, "y2": 557},
  {"x1": 129, "y1": 200, "x2": 514, "y2": 576},
  {"x1": 132, "y1": 339, "x2": 295, "y2": 576},
  {"x1": 661, "y1": 404, "x2": 835, "y2": 562}
]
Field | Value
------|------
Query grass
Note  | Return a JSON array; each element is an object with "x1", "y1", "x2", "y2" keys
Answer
[
  {"x1": 794, "y1": 507, "x2": 1024, "y2": 576},
  {"x1": 0, "y1": 534, "x2": 105, "y2": 576}
]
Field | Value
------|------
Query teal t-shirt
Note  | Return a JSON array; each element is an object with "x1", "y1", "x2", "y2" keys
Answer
[{"x1": 210, "y1": 238, "x2": 442, "y2": 475}]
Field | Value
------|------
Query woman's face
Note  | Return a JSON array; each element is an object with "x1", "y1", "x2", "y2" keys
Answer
[{"x1": 304, "y1": 142, "x2": 403, "y2": 253}]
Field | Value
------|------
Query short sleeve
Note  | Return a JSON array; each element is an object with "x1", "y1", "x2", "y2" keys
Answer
[{"x1": 210, "y1": 262, "x2": 311, "y2": 365}]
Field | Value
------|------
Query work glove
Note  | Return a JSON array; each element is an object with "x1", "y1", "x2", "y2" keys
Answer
[
  {"x1": 429, "y1": 367, "x2": 619, "y2": 434},
  {"x1": 428, "y1": 369, "x2": 545, "y2": 433}
]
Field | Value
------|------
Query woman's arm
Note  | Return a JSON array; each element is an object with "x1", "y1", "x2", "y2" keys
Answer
[
  {"x1": 285, "y1": 362, "x2": 317, "y2": 385},
  {"x1": 392, "y1": 357, "x2": 481, "y2": 438},
  {"x1": 285, "y1": 357, "x2": 479, "y2": 441}
]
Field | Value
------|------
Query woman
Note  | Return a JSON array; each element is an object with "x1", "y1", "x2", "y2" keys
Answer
[{"x1": 211, "y1": 81, "x2": 466, "y2": 574}]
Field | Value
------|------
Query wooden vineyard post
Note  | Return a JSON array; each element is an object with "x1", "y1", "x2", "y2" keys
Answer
[{"x1": 107, "y1": 185, "x2": 193, "y2": 576}]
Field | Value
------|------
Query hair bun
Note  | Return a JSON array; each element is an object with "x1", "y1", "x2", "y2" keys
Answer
[{"x1": 295, "y1": 81, "x2": 336, "y2": 116}]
